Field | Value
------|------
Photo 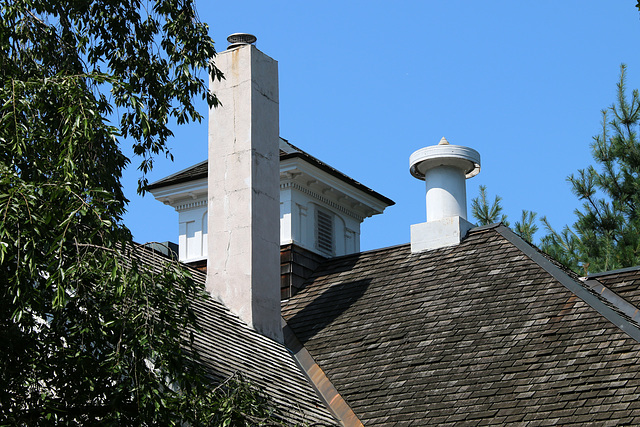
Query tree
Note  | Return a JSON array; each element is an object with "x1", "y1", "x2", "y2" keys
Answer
[
  {"x1": 472, "y1": 66, "x2": 640, "y2": 275},
  {"x1": 0, "y1": 1, "x2": 282, "y2": 424},
  {"x1": 514, "y1": 210, "x2": 538, "y2": 244},
  {"x1": 471, "y1": 185, "x2": 509, "y2": 227},
  {"x1": 471, "y1": 187, "x2": 541, "y2": 244},
  {"x1": 543, "y1": 65, "x2": 640, "y2": 274}
]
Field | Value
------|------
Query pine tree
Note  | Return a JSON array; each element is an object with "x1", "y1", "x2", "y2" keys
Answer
[
  {"x1": 545, "y1": 65, "x2": 640, "y2": 273},
  {"x1": 475, "y1": 67, "x2": 640, "y2": 274},
  {"x1": 471, "y1": 185, "x2": 509, "y2": 226},
  {"x1": 470, "y1": 187, "x2": 542, "y2": 244},
  {"x1": 514, "y1": 210, "x2": 538, "y2": 244}
]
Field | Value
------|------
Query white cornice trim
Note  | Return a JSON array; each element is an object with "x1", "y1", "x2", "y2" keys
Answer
[
  {"x1": 149, "y1": 178, "x2": 207, "y2": 206},
  {"x1": 175, "y1": 199, "x2": 207, "y2": 212},
  {"x1": 281, "y1": 181, "x2": 365, "y2": 221},
  {"x1": 280, "y1": 157, "x2": 390, "y2": 215}
]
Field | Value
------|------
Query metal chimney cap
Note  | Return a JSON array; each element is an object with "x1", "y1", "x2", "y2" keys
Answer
[{"x1": 227, "y1": 33, "x2": 257, "y2": 49}]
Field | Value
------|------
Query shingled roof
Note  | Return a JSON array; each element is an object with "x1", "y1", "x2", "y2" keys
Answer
[
  {"x1": 132, "y1": 246, "x2": 338, "y2": 426},
  {"x1": 282, "y1": 224, "x2": 640, "y2": 425},
  {"x1": 587, "y1": 266, "x2": 640, "y2": 310},
  {"x1": 146, "y1": 160, "x2": 207, "y2": 190},
  {"x1": 146, "y1": 141, "x2": 394, "y2": 206}
]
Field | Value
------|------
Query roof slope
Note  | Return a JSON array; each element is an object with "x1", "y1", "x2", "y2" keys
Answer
[
  {"x1": 146, "y1": 142, "x2": 393, "y2": 206},
  {"x1": 146, "y1": 159, "x2": 207, "y2": 190},
  {"x1": 134, "y1": 246, "x2": 337, "y2": 426},
  {"x1": 588, "y1": 266, "x2": 640, "y2": 309},
  {"x1": 282, "y1": 225, "x2": 640, "y2": 425}
]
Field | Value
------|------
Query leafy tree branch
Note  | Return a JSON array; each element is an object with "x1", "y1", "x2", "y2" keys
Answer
[{"x1": 0, "y1": 1, "x2": 287, "y2": 424}]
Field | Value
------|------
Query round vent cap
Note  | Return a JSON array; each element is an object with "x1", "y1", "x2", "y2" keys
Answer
[{"x1": 227, "y1": 33, "x2": 257, "y2": 49}]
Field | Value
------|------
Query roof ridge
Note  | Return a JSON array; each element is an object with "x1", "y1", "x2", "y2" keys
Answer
[
  {"x1": 495, "y1": 224, "x2": 640, "y2": 343},
  {"x1": 587, "y1": 264, "x2": 640, "y2": 278},
  {"x1": 582, "y1": 277, "x2": 640, "y2": 326},
  {"x1": 467, "y1": 222, "x2": 503, "y2": 233}
]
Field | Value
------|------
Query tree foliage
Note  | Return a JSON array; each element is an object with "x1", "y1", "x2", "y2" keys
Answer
[
  {"x1": 543, "y1": 65, "x2": 640, "y2": 274},
  {"x1": 471, "y1": 187, "x2": 540, "y2": 244},
  {"x1": 472, "y1": 66, "x2": 640, "y2": 275},
  {"x1": 514, "y1": 210, "x2": 538, "y2": 245},
  {"x1": 0, "y1": 1, "x2": 282, "y2": 424},
  {"x1": 471, "y1": 185, "x2": 509, "y2": 227}
]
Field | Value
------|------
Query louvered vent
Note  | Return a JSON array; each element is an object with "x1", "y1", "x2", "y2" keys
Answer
[{"x1": 316, "y1": 209, "x2": 334, "y2": 255}]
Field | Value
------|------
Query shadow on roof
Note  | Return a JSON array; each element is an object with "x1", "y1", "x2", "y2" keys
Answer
[{"x1": 289, "y1": 278, "x2": 371, "y2": 345}]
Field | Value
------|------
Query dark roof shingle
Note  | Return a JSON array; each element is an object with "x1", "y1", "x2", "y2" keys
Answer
[
  {"x1": 134, "y1": 246, "x2": 337, "y2": 426},
  {"x1": 588, "y1": 266, "x2": 640, "y2": 309},
  {"x1": 146, "y1": 160, "x2": 207, "y2": 190},
  {"x1": 146, "y1": 143, "x2": 394, "y2": 206},
  {"x1": 282, "y1": 225, "x2": 640, "y2": 425}
]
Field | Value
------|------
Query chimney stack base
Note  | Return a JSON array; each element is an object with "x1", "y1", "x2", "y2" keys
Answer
[{"x1": 410, "y1": 216, "x2": 473, "y2": 253}]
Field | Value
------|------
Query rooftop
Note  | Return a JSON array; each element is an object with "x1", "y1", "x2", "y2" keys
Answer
[
  {"x1": 133, "y1": 245, "x2": 338, "y2": 425},
  {"x1": 147, "y1": 139, "x2": 394, "y2": 207},
  {"x1": 282, "y1": 224, "x2": 640, "y2": 425}
]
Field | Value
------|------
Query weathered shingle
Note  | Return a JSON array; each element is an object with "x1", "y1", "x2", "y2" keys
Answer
[
  {"x1": 588, "y1": 266, "x2": 640, "y2": 309},
  {"x1": 283, "y1": 225, "x2": 640, "y2": 425},
  {"x1": 146, "y1": 160, "x2": 207, "y2": 190},
  {"x1": 133, "y1": 246, "x2": 337, "y2": 426}
]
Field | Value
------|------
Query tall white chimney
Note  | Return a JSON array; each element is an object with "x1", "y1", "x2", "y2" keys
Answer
[
  {"x1": 409, "y1": 137, "x2": 480, "y2": 253},
  {"x1": 207, "y1": 34, "x2": 283, "y2": 342}
]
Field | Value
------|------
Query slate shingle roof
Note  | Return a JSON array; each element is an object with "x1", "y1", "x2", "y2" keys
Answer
[
  {"x1": 282, "y1": 224, "x2": 640, "y2": 425},
  {"x1": 133, "y1": 246, "x2": 337, "y2": 426}
]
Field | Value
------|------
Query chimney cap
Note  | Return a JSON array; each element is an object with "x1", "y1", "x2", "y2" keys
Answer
[
  {"x1": 227, "y1": 33, "x2": 257, "y2": 49},
  {"x1": 409, "y1": 138, "x2": 480, "y2": 180}
]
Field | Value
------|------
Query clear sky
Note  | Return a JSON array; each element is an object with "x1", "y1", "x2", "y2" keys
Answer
[{"x1": 122, "y1": 1, "x2": 640, "y2": 252}]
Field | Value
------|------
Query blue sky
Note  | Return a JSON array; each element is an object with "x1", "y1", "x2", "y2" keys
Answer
[{"x1": 123, "y1": 1, "x2": 640, "y2": 252}]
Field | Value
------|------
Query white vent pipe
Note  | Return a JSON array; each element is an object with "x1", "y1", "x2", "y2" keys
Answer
[
  {"x1": 409, "y1": 137, "x2": 480, "y2": 252},
  {"x1": 410, "y1": 137, "x2": 480, "y2": 222}
]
